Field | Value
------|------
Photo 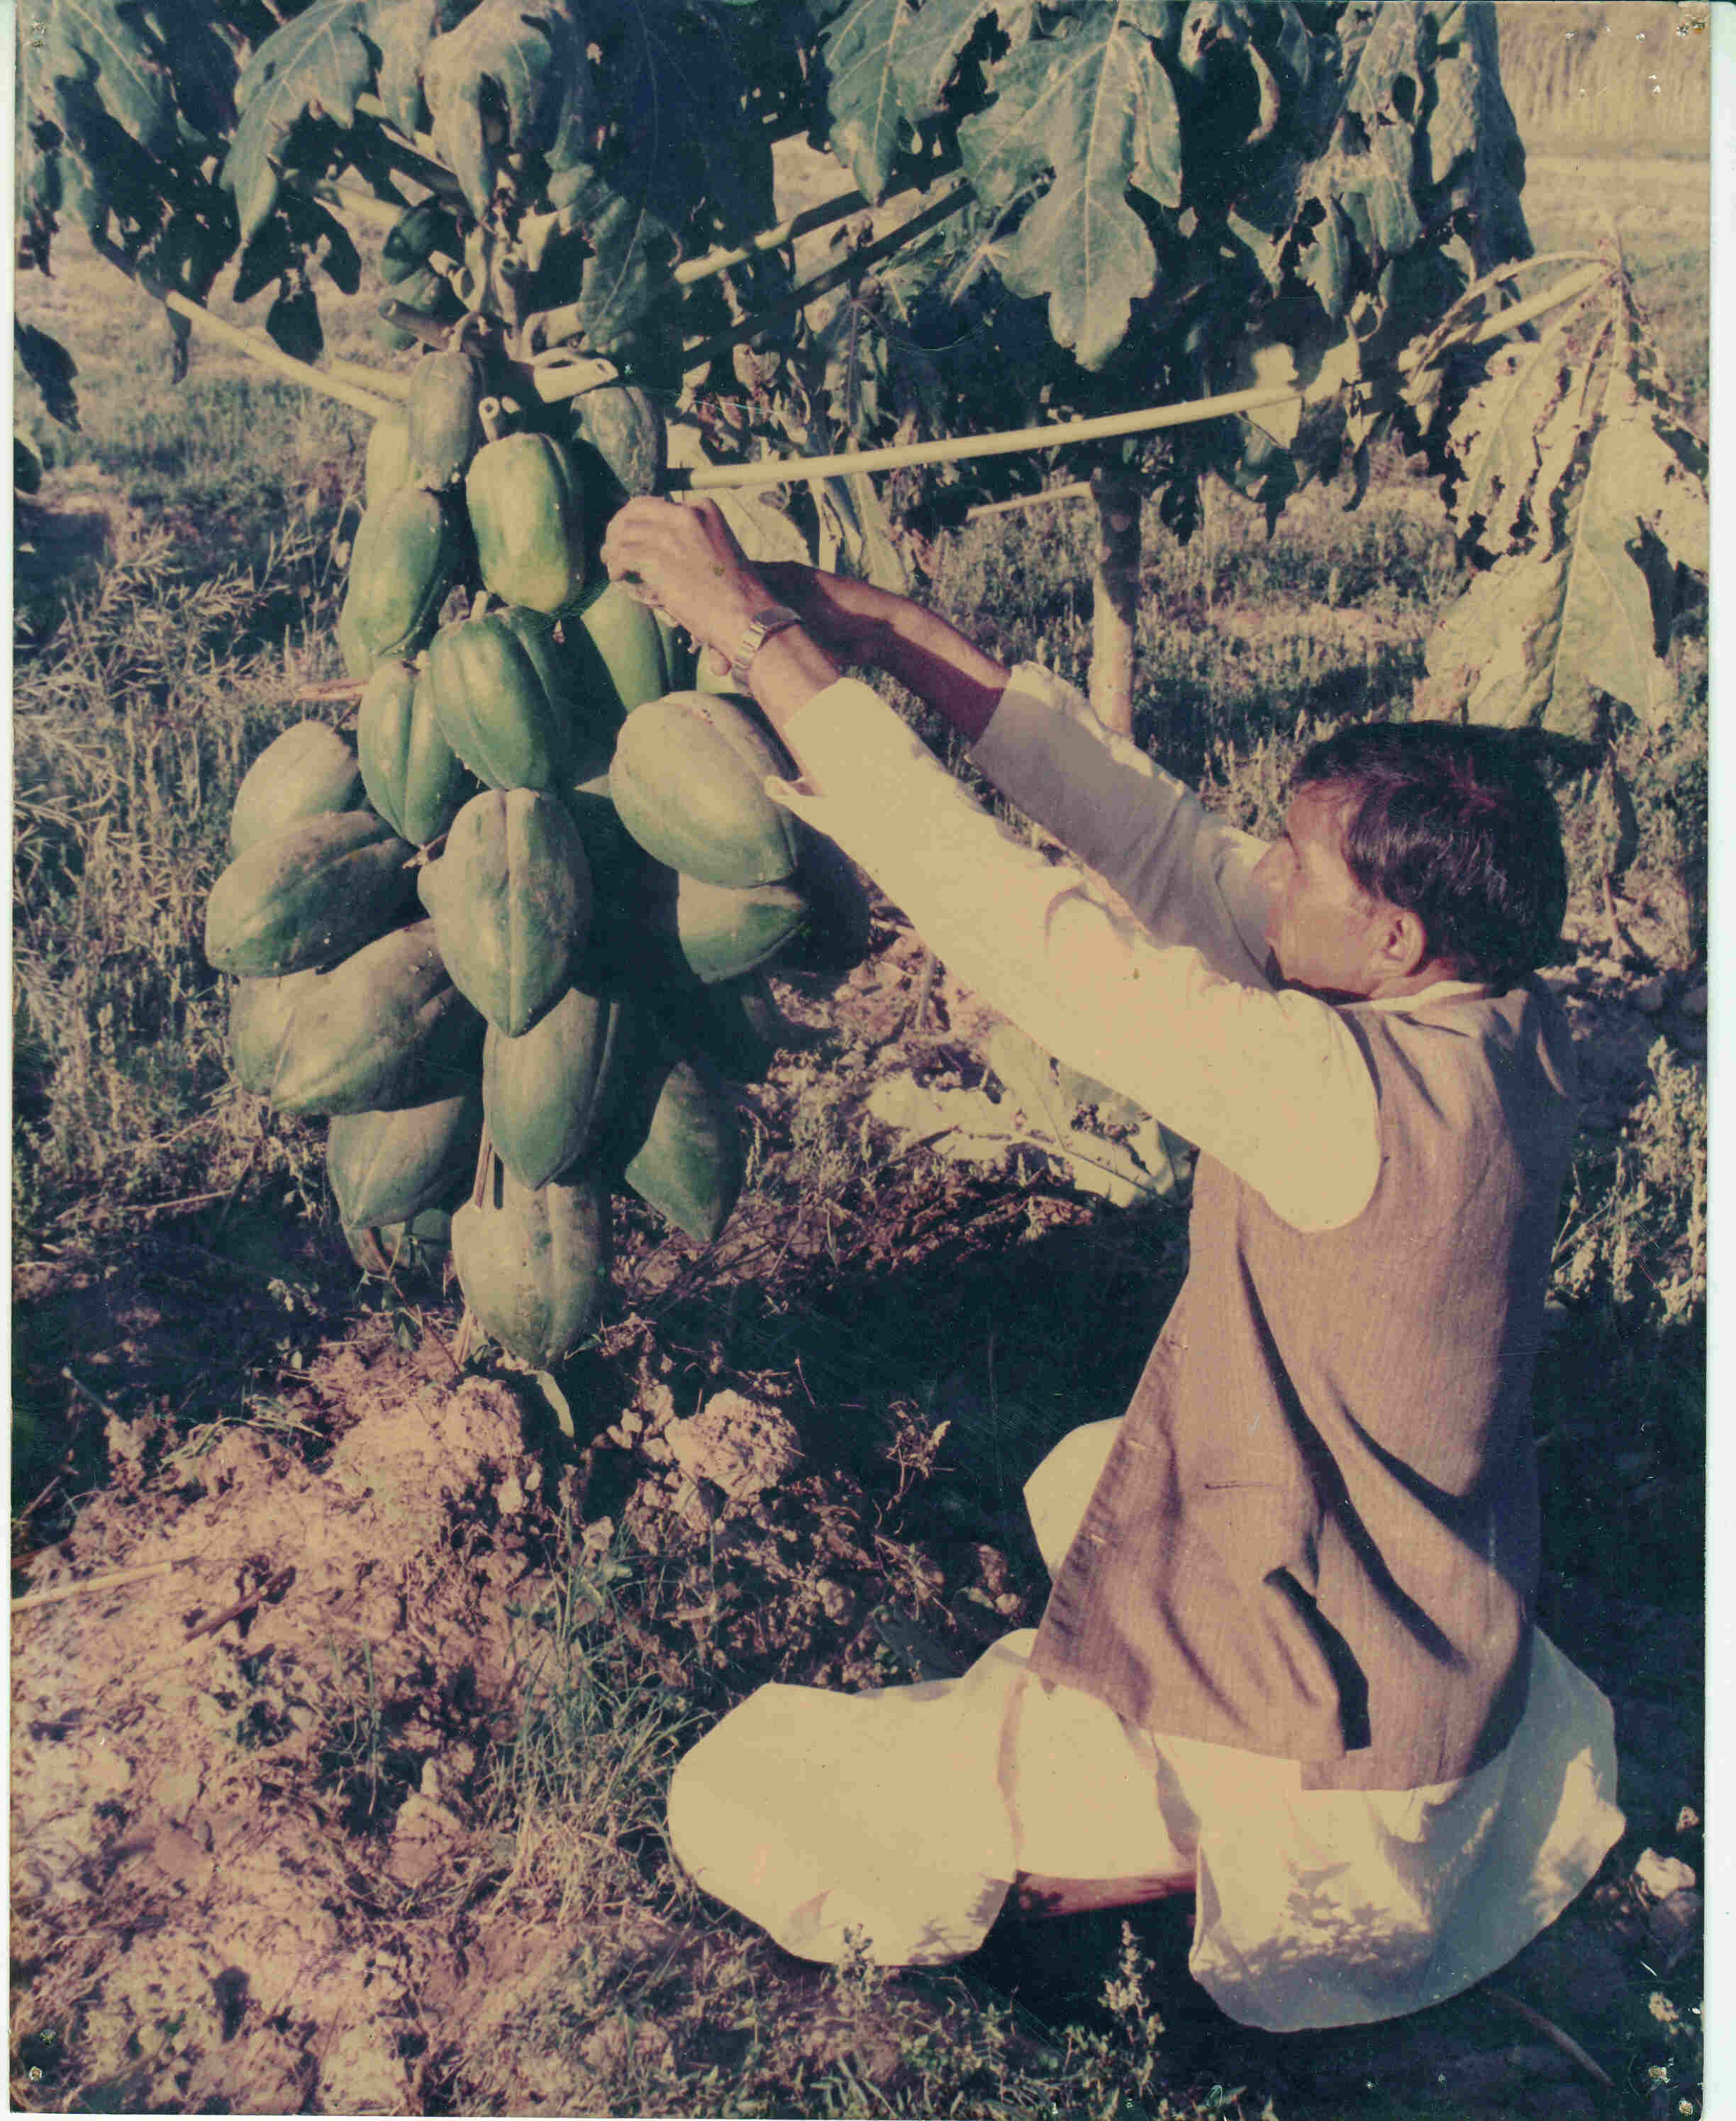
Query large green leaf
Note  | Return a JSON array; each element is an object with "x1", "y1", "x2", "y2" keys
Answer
[
  {"x1": 226, "y1": 0, "x2": 374, "y2": 245},
  {"x1": 1422, "y1": 0, "x2": 1528, "y2": 274},
  {"x1": 540, "y1": 163, "x2": 677, "y2": 364},
  {"x1": 957, "y1": 0, "x2": 1182, "y2": 369},
  {"x1": 38, "y1": 0, "x2": 180, "y2": 157},
  {"x1": 422, "y1": 0, "x2": 591, "y2": 216},
  {"x1": 16, "y1": 323, "x2": 81, "y2": 431},
  {"x1": 364, "y1": 0, "x2": 444, "y2": 135},
  {"x1": 821, "y1": 0, "x2": 920, "y2": 204}
]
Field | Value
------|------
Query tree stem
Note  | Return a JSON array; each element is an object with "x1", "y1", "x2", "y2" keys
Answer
[{"x1": 1089, "y1": 470, "x2": 1141, "y2": 738}]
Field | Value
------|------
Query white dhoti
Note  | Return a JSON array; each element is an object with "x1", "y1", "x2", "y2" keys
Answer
[{"x1": 667, "y1": 1421, "x2": 1625, "y2": 2029}]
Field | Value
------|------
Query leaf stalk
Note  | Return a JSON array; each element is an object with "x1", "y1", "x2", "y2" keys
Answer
[
  {"x1": 680, "y1": 185, "x2": 974, "y2": 381},
  {"x1": 673, "y1": 179, "x2": 923, "y2": 287}
]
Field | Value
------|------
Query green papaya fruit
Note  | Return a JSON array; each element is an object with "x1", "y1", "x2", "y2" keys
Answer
[
  {"x1": 655, "y1": 969, "x2": 788, "y2": 1083},
  {"x1": 346, "y1": 1205, "x2": 455, "y2": 1279},
  {"x1": 562, "y1": 579, "x2": 670, "y2": 725},
  {"x1": 380, "y1": 260, "x2": 463, "y2": 323},
  {"x1": 428, "y1": 605, "x2": 591, "y2": 791},
  {"x1": 328, "y1": 1087, "x2": 483, "y2": 1229},
  {"x1": 466, "y1": 432, "x2": 586, "y2": 613},
  {"x1": 229, "y1": 721, "x2": 367, "y2": 857},
  {"x1": 229, "y1": 968, "x2": 326, "y2": 1095},
  {"x1": 620, "y1": 1052, "x2": 742, "y2": 1243},
  {"x1": 483, "y1": 980, "x2": 635, "y2": 1188},
  {"x1": 267, "y1": 919, "x2": 484, "y2": 1115},
  {"x1": 572, "y1": 382, "x2": 667, "y2": 499},
  {"x1": 779, "y1": 825, "x2": 875, "y2": 976},
  {"x1": 405, "y1": 349, "x2": 484, "y2": 489},
  {"x1": 655, "y1": 610, "x2": 697, "y2": 691},
  {"x1": 452, "y1": 1162, "x2": 611, "y2": 1367},
  {"x1": 609, "y1": 691, "x2": 802, "y2": 889},
  {"x1": 563, "y1": 772, "x2": 654, "y2": 909},
  {"x1": 204, "y1": 811, "x2": 417, "y2": 976},
  {"x1": 381, "y1": 200, "x2": 462, "y2": 284},
  {"x1": 357, "y1": 658, "x2": 476, "y2": 846},
  {"x1": 347, "y1": 484, "x2": 462, "y2": 664},
  {"x1": 668, "y1": 874, "x2": 811, "y2": 985},
  {"x1": 421, "y1": 787, "x2": 593, "y2": 1035},
  {"x1": 365, "y1": 413, "x2": 416, "y2": 508},
  {"x1": 338, "y1": 587, "x2": 377, "y2": 679}
]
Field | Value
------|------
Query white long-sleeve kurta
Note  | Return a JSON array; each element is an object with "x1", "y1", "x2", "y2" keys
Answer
[{"x1": 667, "y1": 664, "x2": 1624, "y2": 2031}]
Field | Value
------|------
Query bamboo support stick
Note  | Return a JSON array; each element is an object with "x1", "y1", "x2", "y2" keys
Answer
[
  {"x1": 671, "y1": 262, "x2": 1612, "y2": 494},
  {"x1": 681, "y1": 185, "x2": 973, "y2": 379},
  {"x1": 1462, "y1": 261, "x2": 1606, "y2": 344},
  {"x1": 672, "y1": 379, "x2": 1308, "y2": 491}
]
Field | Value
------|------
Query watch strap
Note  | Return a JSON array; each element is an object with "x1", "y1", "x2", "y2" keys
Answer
[{"x1": 728, "y1": 604, "x2": 804, "y2": 688}]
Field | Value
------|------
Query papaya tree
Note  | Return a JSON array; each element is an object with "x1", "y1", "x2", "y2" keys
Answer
[{"x1": 15, "y1": 0, "x2": 1706, "y2": 1350}]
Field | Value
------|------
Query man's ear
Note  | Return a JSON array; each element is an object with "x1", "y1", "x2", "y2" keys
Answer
[{"x1": 1373, "y1": 903, "x2": 1430, "y2": 979}]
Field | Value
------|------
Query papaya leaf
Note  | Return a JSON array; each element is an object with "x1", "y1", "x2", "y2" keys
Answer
[
  {"x1": 1441, "y1": 337, "x2": 1572, "y2": 557},
  {"x1": 812, "y1": 472, "x2": 908, "y2": 590},
  {"x1": 1233, "y1": 339, "x2": 1302, "y2": 446},
  {"x1": 538, "y1": 163, "x2": 676, "y2": 367},
  {"x1": 819, "y1": 0, "x2": 920, "y2": 204},
  {"x1": 1342, "y1": 0, "x2": 1424, "y2": 130},
  {"x1": 15, "y1": 322, "x2": 81, "y2": 431},
  {"x1": 267, "y1": 282, "x2": 326, "y2": 363},
  {"x1": 1423, "y1": 311, "x2": 1702, "y2": 735},
  {"x1": 422, "y1": 0, "x2": 591, "y2": 217},
  {"x1": 226, "y1": 0, "x2": 374, "y2": 246},
  {"x1": 40, "y1": 0, "x2": 179, "y2": 158},
  {"x1": 1420, "y1": 0, "x2": 1528, "y2": 274},
  {"x1": 957, "y1": 0, "x2": 1181, "y2": 369},
  {"x1": 135, "y1": 0, "x2": 240, "y2": 141},
  {"x1": 363, "y1": 0, "x2": 443, "y2": 136},
  {"x1": 589, "y1": 0, "x2": 770, "y2": 247},
  {"x1": 892, "y1": 0, "x2": 1018, "y2": 127}
]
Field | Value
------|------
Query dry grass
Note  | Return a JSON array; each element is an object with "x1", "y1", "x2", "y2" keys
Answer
[{"x1": 1495, "y1": 1, "x2": 1710, "y2": 157}]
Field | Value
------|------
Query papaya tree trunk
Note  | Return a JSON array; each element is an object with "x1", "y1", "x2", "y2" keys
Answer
[{"x1": 1089, "y1": 469, "x2": 1141, "y2": 737}]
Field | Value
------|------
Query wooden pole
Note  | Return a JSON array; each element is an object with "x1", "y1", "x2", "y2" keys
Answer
[
  {"x1": 669, "y1": 262, "x2": 1611, "y2": 495},
  {"x1": 671, "y1": 379, "x2": 1309, "y2": 492}
]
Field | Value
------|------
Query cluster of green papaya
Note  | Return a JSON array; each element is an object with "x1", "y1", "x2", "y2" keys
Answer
[{"x1": 205, "y1": 335, "x2": 868, "y2": 1371}]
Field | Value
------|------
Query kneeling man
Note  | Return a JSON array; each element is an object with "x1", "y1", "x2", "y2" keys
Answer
[{"x1": 600, "y1": 498, "x2": 1624, "y2": 2033}]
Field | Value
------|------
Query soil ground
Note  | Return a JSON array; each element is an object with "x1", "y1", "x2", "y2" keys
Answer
[{"x1": 10, "y1": 876, "x2": 1706, "y2": 2117}]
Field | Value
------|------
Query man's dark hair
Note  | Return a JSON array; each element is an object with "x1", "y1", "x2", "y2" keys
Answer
[{"x1": 1290, "y1": 723, "x2": 1568, "y2": 984}]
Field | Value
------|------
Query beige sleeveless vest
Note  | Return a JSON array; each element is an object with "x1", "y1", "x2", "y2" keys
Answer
[{"x1": 1028, "y1": 983, "x2": 1578, "y2": 1793}]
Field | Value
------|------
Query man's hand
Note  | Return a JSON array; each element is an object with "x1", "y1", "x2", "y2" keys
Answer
[{"x1": 599, "y1": 497, "x2": 769, "y2": 670}]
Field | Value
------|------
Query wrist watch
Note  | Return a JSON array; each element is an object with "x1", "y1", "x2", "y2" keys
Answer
[{"x1": 728, "y1": 604, "x2": 804, "y2": 689}]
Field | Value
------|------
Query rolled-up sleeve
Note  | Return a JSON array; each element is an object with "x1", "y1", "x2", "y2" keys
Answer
[{"x1": 770, "y1": 678, "x2": 1380, "y2": 1233}]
